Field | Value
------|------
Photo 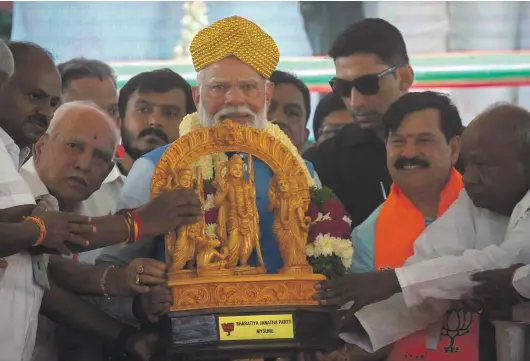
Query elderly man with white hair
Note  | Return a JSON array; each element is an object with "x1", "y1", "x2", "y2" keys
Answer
[
  {"x1": 96, "y1": 16, "x2": 322, "y2": 324},
  {"x1": 20, "y1": 100, "x2": 204, "y2": 361},
  {"x1": 0, "y1": 43, "x2": 196, "y2": 361},
  {"x1": 24, "y1": 100, "x2": 154, "y2": 361},
  {"x1": 0, "y1": 42, "x2": 96, "y2": 361}
]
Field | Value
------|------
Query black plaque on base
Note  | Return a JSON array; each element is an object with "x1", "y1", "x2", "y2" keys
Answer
[{"x1": 155, "y1": 306, "x2": 335, "y2": 361}]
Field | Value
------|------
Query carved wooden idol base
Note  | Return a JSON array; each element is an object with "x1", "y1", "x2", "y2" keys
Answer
[
  {"x1": 153, "y1": 305, "x2": 339, "y2": 361},
  {"x1": 168, "y1": 273, "x2": 326, "y2": 312},
  {"x1": 149, "y1": 119, "x2": 337, "y2": 360}
]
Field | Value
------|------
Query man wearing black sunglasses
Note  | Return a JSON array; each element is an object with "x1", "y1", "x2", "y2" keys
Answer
[{"x1": 312, "y1": 18, "x2": 414, "y2": 229}]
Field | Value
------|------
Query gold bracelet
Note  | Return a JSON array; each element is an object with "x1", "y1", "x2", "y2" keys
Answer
[
  {"x1": 100, "y1": 265, "x2": 115, "y2": 299},
  {"x1": 23, "y1": 216, "x2": 47, "y2": 246}
]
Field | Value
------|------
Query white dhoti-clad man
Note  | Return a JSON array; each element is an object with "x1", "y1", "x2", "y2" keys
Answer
[{"x1": 315, "y1": 104, "x2": 530, "y2": 359}]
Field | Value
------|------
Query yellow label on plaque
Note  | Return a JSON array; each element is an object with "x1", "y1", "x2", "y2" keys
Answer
[{"x1": 218, "y1": 314, "x2": 294, "y2": 341}]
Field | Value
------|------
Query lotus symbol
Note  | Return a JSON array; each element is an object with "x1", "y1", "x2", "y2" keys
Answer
[
  {"x1": 221, "y1": 322, "x2": 235, "y2": 336},
  {"x1": 441, "y1": 306, "x2": 473, "y2": 353}
]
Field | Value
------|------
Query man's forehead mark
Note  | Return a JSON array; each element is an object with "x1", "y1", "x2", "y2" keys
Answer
[{"x1": 64, "y1": 134, "x2": 113, "y2": 157}]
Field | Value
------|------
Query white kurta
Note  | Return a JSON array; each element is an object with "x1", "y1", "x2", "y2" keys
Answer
[
  {"x1": 20, "y1": 158, "x2": 125, "y2": 361},
  {"x1": 18, "y1": 165, "x2": 60, "y2": 361},
  {"x1": 0, "y1": 128, "x2": 43, "y2": 361},
  {"x1": 341, "y1": 188, "x2": 530, "y2": 353},
  {"x1": 512, "y1": 264, "x2": 530, "y2": 300}
]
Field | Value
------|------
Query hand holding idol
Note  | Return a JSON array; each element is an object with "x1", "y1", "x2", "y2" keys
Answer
[{"x1": 137, "y1": 188, "x2": 202, "y2": 237}]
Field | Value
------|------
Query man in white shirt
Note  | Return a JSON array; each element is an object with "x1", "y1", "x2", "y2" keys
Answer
[
  {"x1": 0, "y1": 39, "x2": 14, "y2": 273},
  {"x1": 22, "y1": 99, "x2": 207, "y2": 361},
  {"x1": 315, "y1": 104, "x2": 530, "y2": 355},
  {"x1": 0, "y1": 42, "x2": 202, "y2": 361},
  {"x1": 25, "y1": 101, "x2": 166, "y2": 361},
  {"x1": 0, "y1": 41, "x2": 96, "y2": 361},
  {"x1": 57, "y1": 57, "x2": 125, "y2": 263}
]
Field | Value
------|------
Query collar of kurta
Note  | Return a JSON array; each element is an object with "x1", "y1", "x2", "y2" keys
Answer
[
  {"x1": 0, "y1": 126, "x2": 30, "y2": 169},
  {"x1": 103, "y1": 164, "x2": 125, "y2": 184}
]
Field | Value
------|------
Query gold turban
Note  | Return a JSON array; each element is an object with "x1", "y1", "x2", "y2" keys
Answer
[{"x1": 190, "y1": 16, "x2": 280, "y2": 79}]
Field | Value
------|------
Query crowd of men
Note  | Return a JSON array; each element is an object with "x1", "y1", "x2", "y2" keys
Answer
[{"x1": 0, "y1": 13, "x2": 530, "y2": 361}]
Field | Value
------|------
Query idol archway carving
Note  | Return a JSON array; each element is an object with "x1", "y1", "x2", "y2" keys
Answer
[{"x1": 150, "y1": 120, "x2": 323, "y2": 311}]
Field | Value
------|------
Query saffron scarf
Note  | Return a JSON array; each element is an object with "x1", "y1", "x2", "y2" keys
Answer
[
  {"x1": 375, "y1": 167, "x2": 463, "y2": 269},
  {"x1": 374, "y1": 168, "x2": 479, "y2": 361}
]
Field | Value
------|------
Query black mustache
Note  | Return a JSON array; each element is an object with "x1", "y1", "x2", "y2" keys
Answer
[
  {"x1": 138, "y1": 127, "x2": 169, "y2": 143},
  {"x1": 395, "y1": 157, "x2": 430, "y2": 170}
]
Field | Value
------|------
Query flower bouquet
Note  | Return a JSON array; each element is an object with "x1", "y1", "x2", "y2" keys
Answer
[
  {"x1": 306, "y1": 186, "x2": 353, "y2": 280},
  {"x1": 201, "y1": 178, "x2": 353, "y2": 280}
]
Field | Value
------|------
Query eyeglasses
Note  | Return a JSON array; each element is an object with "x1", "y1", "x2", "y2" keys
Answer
[{"x1": 329, "y1": 65, "x2": 400, "y2": 97}]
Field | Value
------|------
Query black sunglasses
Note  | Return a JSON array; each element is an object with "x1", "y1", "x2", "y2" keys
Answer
[{"x1": 329, "y1": 65, "x2": 400, "y2": 97}]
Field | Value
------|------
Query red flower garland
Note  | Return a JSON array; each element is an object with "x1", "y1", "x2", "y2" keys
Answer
[{"x1": 201, "y1": 182, "x2": 352, "y2": 279}]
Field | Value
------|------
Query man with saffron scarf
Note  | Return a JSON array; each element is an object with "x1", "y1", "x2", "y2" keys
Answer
[
  {"x1": 320, "y1": 91, "x2": 471, "y2": 361},
  {"x1": 316, "y1": 104, "x2": 530, "y2": 360},
  {"x1": 96, "y1": 16, "x2": 321, "y2": 322}
]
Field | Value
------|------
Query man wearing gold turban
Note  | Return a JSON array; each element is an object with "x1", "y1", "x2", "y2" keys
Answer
[
  {"x1": 96, "y1": 16, "x2": 321, "y2": 323},
  {"x1": 191, "y1": 15, "x2": 278, "y2": 129}
]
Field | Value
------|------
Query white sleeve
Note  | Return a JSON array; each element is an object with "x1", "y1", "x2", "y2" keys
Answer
[
  {"x1": 339, "y1": 190, "x2": 476, "y2": 351},
  {"x1": 511, "y1": 260, "x2": 530, "y2": 323},
  {"x1": 396, "y1": 209, "x2": 530, "y2": 308},
  {"x1": 512, "y1": 264, "x2": 530, "y2": 300},
  {"x1": 402, "y1": 189, "x2": 478, "y2": 267},
  {"x1": 0, "y1": 144, "x2": 34, "y2": 208}
]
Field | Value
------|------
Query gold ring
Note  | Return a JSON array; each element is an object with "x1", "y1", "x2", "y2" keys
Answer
[
  {"x1": 136, "y1": 264, "x2": 145, "y2": 275},
  {"x1": 135, "y1": 274, "x2": 140, "y2": 285}
]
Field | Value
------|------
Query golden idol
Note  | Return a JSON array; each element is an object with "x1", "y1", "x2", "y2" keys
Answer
[{"x1": 151, "y1": 119, "x2": 325, "y2": 312}]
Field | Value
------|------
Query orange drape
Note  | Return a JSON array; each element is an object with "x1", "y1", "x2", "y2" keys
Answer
[
  {"x1": 375, "y1": 168, "x2": 463, "y2": 269},
  {"x1": 374, "y1": 168, "x2": 479, "y2": 361}
]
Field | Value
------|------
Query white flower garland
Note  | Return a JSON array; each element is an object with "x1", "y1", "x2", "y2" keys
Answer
[
  {"x1": 306, "y1": 233, "x2": 354, "y2": 269},
  {"x1": 179, "y1": 113, "x2": 315, "y2": 185}
]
